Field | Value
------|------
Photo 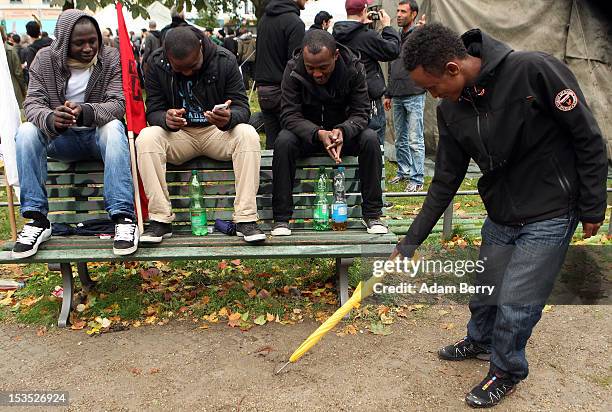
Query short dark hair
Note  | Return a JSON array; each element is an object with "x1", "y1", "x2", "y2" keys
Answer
[
  {"x1": 314, "y1": 11, "x2": 333, "y2": 26},
  {"x1": 26, "y1": 21, "x2": 41, "y2": 38},
  {"x1": 164, "y1": 27, "x2": 201, "y2": 59},
  {"x1": 303, "y1": 29, "x2": 336, "y2": 55},
  {"x1": 399, "y1": 0, "x2": 419, "y2": 14},
  {"x1": 11, "y1": 33, "x2": 21, "y2": 44},
  {"x1": 227, "y1": 28, "x2": 235, "y2": 36},
  {"x1": 403, "y1": 23, "x2": 468, "y2": 75}
]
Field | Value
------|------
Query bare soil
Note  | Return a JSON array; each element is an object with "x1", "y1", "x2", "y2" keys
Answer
[{"x1": 0, "y1": 305, "x2": 609, "y2": 411}]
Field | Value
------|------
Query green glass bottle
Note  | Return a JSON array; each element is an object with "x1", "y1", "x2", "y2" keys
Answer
[
  {"x1": 189, "y1": 170, "x2": 208, "y2": 236},
  {"x1": 313, "y1": 166, "x2": 330, "y2": 231}
]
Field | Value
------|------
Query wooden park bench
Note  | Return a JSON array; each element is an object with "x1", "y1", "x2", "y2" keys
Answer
[{"x1": 0, "y1": 150, "x2": 398, "y2": 327}]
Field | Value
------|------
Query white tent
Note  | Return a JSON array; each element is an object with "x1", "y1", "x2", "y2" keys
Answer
[{"x1": 93, "y1": 2, "x2": 171, "y2": 34}]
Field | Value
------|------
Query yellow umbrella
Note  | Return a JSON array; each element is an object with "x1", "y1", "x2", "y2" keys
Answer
[{"x1": 275, "y1": 271, "x2": 384, "y2": 374}]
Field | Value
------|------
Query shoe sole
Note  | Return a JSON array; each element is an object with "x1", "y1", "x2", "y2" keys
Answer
[
  {"x1": 140, "y1": 233, "x2": 172, "y2": 244},
  {"x1": 271, "y1": 228, "x2": 292, "y2": 236},
  {"x1": 361, "y1": 219, "x2": 389, "y2": 235},
  {"x1": 11, "y1": 228, "x2": 52, "y2": 259},
  {"x1": 236, "y1": 232, "x2": 267, "y2": 242}
]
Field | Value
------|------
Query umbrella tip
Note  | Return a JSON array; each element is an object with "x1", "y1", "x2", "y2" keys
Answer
[{"x1": 275, "y1": 361, "x2": 291, "y2": 375}]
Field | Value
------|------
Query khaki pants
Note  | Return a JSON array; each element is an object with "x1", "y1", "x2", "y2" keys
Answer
[{"x1": 136, "y1": 124, "x2": 261, "y2": 223}]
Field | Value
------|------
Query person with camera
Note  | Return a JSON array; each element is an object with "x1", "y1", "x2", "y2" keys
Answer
[{"x1": 332, "y1": 0, "x2": 400, "y2": 145}]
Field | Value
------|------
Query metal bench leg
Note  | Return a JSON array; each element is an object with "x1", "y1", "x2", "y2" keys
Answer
[
  {"x1": 335, "y1": 257, "x2": 354, "y2": 306},
  {"x1": 58, "y1": 263, "x2": 73, "y2": 328},
  {"x1": 77, "y1": 262, "x2": 96, "y2": 292}
]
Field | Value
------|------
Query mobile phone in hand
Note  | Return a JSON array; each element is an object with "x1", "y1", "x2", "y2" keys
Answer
[{"x1": 213, "y1": 103, "x2": 229, "y2": 111}]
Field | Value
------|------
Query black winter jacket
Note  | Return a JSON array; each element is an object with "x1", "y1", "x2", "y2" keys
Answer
[
  {"x1": 144, "y1": 29, "x2": 250, "y2": 132},
  {"x1": 280, "y1": 45, "x2": 370, "y2": 143},
  {"x1": 254, "y1": 0, "x2": 305, "y2": 86},
  {"x1": 386, "y1": 26, "x2": 424, "y2": 98},
  {"x1": 332, "y1": 21, "x2": 400, "y2": 100},
  {"x1": 398, "y1": 29, "x2": 608, "y2": 256}
]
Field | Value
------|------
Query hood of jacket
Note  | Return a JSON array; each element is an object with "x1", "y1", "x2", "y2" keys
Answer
[
  {"x1": 265, "y1": 0, "x2": 301, "y2": 17},
  {"x1": 50, "y1": 9, "x2": 103, "y2": 69},
  {"x1": 461, "y1": 29, "x2": 513, "y2": 94},
  {"x1": 149, "y1": 30, "x2": 161, "y2": 39},
  {"x1": 331, "y1": 20, "x2": 366, "y2": 44}
]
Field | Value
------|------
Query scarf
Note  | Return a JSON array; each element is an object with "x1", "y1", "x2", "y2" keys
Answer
[{"x1": 66, "y1": 54, "x2": 98, "y2": 70}]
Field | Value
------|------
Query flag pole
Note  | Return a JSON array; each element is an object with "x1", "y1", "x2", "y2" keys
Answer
[
  {"x1": 127, "y1": 131, "x2": 144, "y2": 234},
  {"x1": 5, "y1": 183, "x2": 17, "y2": 241}
]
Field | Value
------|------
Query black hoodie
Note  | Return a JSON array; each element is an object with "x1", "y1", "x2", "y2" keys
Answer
[
  {"x1": 386, "y1": 26, "x2": 424, "y2": 98},
  {"x1": 332, "y1": 20, "x2": 400, "y2": 100},
  {"x1": 254, "y1": 0, "x2": 305, "y2": 86},
  {"x1": 145, "y1": 27, "x2": 250, "y2": 132},
  {"x1": 397, "y1": 29, "x2": 608, "y2": 257},
  {"x1": 24, "y1": 36, "x2": 53, "y2": 71},
  {"x1": 280, "y1": 44, "x2": 370, "y2": 144}
]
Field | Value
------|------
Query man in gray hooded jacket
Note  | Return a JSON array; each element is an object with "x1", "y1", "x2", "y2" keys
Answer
[{"x1": 13, "y1": 9, "x2": 138, "y2": 259}]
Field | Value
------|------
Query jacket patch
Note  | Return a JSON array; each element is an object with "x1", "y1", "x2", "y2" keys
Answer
[{"x1": 554, "y1": 89, "x2": 578, "y2": 111}]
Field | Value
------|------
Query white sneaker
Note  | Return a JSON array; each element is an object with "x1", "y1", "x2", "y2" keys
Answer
[
  {"x1": 271, "y1": 221, "x2": 292, "y2": 236},
  {"x1": 12, "y1": 223, "x2": 52, "y2": 259}
]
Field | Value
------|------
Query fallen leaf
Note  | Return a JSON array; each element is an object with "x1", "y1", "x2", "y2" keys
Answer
[
  {"x1": 36, "y1": 327, "x2": 46, "y2": 337},
  {"x1": 218, "y1": 261, "x2": 228, "y2": 270},
  {"x1": 254, "y1": 315, "x2": 266, "y2": 325},
  {"x1": 231, "y1": 259, "x2": 242, "y2": 266},
  {"x1": 149, "y1": 368, "x2": 160, "y2": 374},
  {"x1": 198, "y1": 324, "x2": 209, "y2": 330},
  {"x1": 243, "y1": 280, "x2": 255, "y2": 291},
  {"x1": 0, "y1": 290, "x2": 15, "y2": 306},
  {"x1": 255, "y1": 346, "x2": 273, "y2": 356},
  {"x1": 20, "y1": 295, "x2": 43, "y2": 307},
  {"x1": 542, "y1": 305, "x2": 553, "y2": 313},
  {"x1": 266, "y1": 313, "x2": 275, "y2": 322},
  {"x1": 228, "y1": 312, "x2": 242, "y2": 327},
  {"x1": 248, "y1": 289, "x2": 257, "y2": 298},
  {"x1": 71, "y1": 320, "x2": 87, "y2": 330},
  {"x1": 218, "y1": 307, "x2": 229, "y2": 318},
  {"x1": 442, "y1": 323, "x2": 455, "y2": 330},
  {"x1": 129, "y1": 367, "x2": 141, "y2": 376},
  {"x1": 241, "y1": 311, "x2": 249, "y2": 321},
  {"x1": 76, "y1": 304, "x2": 86, "y2": 313},
  {"x1": 370, "y1": 322, "x2": 392, "y2": 336},
  {"x1": 257, "y1": 289, "x2": 270, "y2": 299}
]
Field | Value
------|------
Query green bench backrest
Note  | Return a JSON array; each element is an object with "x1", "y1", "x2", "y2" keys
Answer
[{"x1": 45, "y1": 149, "x2": 385, "y2": 231}]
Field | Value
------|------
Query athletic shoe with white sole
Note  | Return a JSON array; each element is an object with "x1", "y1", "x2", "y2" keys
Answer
[
  {"x1": 113, "y1": 218, "x2": 139, "y2": 256},
  {"x1": 271, "y1": 221, "x2": 292, "y2": 236},
  {"x1": 12, "y1": 221, "x2": 52, "y2": 259},
  {"x1": 362, "y1": 218, "x2": 388, "y2": 234},
  {"x1": 236, "y1": 222, "x2": 267, "y2": 243}
]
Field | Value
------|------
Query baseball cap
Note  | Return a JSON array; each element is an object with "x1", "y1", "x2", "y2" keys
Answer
[{"x1": 345, "y1": 0, "x2": 373, "y2": 15}]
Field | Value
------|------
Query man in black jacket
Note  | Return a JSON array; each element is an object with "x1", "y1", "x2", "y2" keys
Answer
[
  {"x1": 23, "y1": 20, "x2": 52, "y2": 83},
  {"x1": 393, "y1": 24, "x2": 607, "y2": 408},
  {"x1": 142, "y1": 20, "x2": 161, "y2": 70},
  {"x1": 384, "y1": 0, "x2": 427, "y2": 192},
  {"x1": 333, "y1": 0, "x2": 400, "y2": 145},
  {"x1": 137, "y1": 27, "x2": 266, "y2": 244},
  {"x1": 254, "y1": 0, "x2": 307, "y2": 149},
  {"x1": 271, "y1": 30, "x2": 387, "y2": 236},
  {"x1": 309, "y1": 11, "x2": 333, "y2": 32}
]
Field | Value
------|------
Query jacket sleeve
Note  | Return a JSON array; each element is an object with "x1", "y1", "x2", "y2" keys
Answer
[
  {"x1": 286, "y1": 18, "x2": 306, "y2": 60},
  {"x1": 280, "y1": 64, "x2": 321, "y2": 143},
  {"x1": 362, "y1": 27, "x2": 400, "y2": 62},
  {"x1": 220, "y1": 54, "x2": 250, "y2": 131},
  {"x1": 8, "y1": 47, "x2": 26, "y2": 96},
  {"x1": 79, "y1": 50, "x2": 126, "y2": 128},
  {"x1": 335, "y1": 63, "x2": 369, "y2": 140},
  {"x1": 529, "y1": 53, "x2": 607, "y2": 223},
  {"x1": 23, "y1": 53, "x2": 57, "y2": 138},
  {"x1": 397, "y1": 108, "x2": 470, "y2": 257},
  {"x1": 144, "y1": 59, "x2": 174, "y2": 130}
]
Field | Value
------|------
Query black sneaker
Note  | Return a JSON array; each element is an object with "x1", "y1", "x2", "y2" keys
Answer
[
  {"x1": 140, "y1": 221, "x2": 173, "y2": 244},
  {"x1": 271, "y1": 221, "x2": 291, "y2": 236},
  {"x1": 465, "y1": 371, "x2": 516, "y2": 408},
  {"x1": 236, "y1": 222, "x2": 266, "y2": 243},
  {"x1": 362, "y1": 217, "x2": 388, "y2": 234},
  {"x1": 113, "y1": 218, "x2": 139, "y2": 256},
  {"x1": 438, "y1": 337, "x2": 491, "y2": 361},
  {"x1": 12, "y1": 221, "x2": 52, "y2": 259}
]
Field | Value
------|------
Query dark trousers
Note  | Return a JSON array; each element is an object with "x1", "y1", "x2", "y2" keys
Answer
[
  {"x1": 257, "y1": 85, "x2": 282, "y2": 149},
  {"x1": 272, "y1": 128, "x2": 383, "y2": 222}
]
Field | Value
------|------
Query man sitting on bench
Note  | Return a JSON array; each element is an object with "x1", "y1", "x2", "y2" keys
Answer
[
  {"x1": 13, "y1": 9, "x2": 138, "y2": 258},
  {"x1": 271, "y1": 30, "x2": 388, "y2": 236},
  {"x1": 137, "y1": 26, "x2": 265, "y2": 244}
]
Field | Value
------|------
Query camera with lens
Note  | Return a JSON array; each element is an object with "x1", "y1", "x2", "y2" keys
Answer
[{"x1": 367, "y1": 4, "x2": 381, "y2": 21}]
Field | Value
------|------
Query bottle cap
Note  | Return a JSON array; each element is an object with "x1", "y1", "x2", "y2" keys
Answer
[
  {"x1": 338, "y1": 166, "x2": 345, "y2": 172},
  {"x1": 192, "y1": 170, "x2": 198, "y2": 175}
]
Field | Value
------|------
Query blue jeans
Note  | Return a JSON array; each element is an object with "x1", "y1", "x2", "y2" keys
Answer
[
  {"x1": 392, "y1": 93, "x2": 425, "y2": 185},
  {"x1": 15, "y1": 120, "x2": 135, "y2": 219},
  {"x1": 466, "y1": 213, "x2": 579, "y2": 382},
  {"x1": 368, "y1": 98, "x2": 386, "y2": 146}
]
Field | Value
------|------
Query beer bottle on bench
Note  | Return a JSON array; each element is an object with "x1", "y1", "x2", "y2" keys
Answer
[
  {"x1": 332, "y1": 166, "x2": 348, "y2": 231},
  {"x1": 313, "y1": 166, "x2": 330, "y2": 231},
  {"x1": 189, "y1": 170, "x2": 208, "y2": 236}
]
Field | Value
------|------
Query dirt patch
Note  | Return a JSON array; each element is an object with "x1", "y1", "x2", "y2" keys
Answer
[{"x1": 0, "y1": 305, "x2": 609, "y2": 411}]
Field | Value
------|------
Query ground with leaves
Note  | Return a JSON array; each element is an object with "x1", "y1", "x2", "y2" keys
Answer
[{"x1": 0, "y1": 305, "x2": 609, "y2": 411}]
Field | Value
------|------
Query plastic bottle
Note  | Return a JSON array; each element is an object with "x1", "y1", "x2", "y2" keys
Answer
[
  {"x1": 313, "y1": 166, "x2": 330, "y2": 231},
  {"x1": 189, "y1": 170, "x2": 208, "y2": 236},
  {"x1": 0, "y1": 279, "x2": 25, "y2": 291},
  {"x1": 332, "y1": 166, "x2": 348, "y2": 231}
]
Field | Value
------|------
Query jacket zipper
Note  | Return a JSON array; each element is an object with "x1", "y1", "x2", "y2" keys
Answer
[{"x1": 467, "y1": 96, "x2": 494, "y2": 171}]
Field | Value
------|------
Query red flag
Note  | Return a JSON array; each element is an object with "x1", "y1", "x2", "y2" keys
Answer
[
  {"x1": 116, "y1": 2, "x2": 146, "y2": 133},
  {"x1": 116, "y1": 2, "x2": 149, "y2": 219}
]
